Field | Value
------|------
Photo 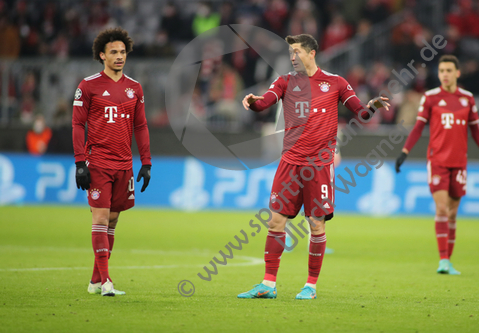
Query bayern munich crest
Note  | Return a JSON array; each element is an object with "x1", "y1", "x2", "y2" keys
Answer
[
  {"x1": 125, "y1": 88, "x2": 135, "y2": 99},
  {"x1": 90, "y1": 189, "x2": 101, "y2": 200},
  {"x1": 319, "y1": 82, "x2": 330, "y2": 92},
  {"x1": 432, "y1": 175, "x2": 441, "y2": 186}
]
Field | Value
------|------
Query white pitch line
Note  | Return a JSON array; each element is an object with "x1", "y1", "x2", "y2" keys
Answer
[{"x1": 0, "y1": 255, "x2": 263, "y2": 272}]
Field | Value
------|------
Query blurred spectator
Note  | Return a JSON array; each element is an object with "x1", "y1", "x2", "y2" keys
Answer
[
  {"x1": 391, "y1": 11, "x2": 423, "y2": 64},
  {"x1": 459, "y1": 59, "x2": 479, "y2": 94},
  {"x1": 0, "y1": 15, "x2": 20, "y2": 58},
  {"x1": 396, "y1": 90, "x2": 422, "y2": 126},
  {"x1": 192, "y1": 2, "x2": 220, "y2": 36},
  {"x1": 26, "y1": 114, "x2": 51, "y2": 155},
  {"x1": 362, "y1": 0, "x2": 391, "y2": 24},
  {"x1": 263, "y1": 0, "x2": 289, "y2": 36},
  {"x1": 47, "y1": 100, "x2": 73, "y2": 154},
  {"x1": 209, "y1": 63, "x2": 244, "y2": 121},
  {"x1": 288, "y1": 0, "x2": 320, "y2": 39},
  {"x1": 322, "y1": 14, "x2": 352, "y2": 51}
]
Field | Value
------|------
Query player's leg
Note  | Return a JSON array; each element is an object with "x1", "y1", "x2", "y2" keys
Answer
[
  {"x1": 428, "y1": 162, "x2": 452, "y2": 273},
  {"x1": 237, "y1": 212, "x2": 288, "y2": 299},
  {"x1": 446, "y1": 166, "x2": 466, "y2": 275},
  {"x1": 296, "y1": 164, "x2": 333, "y2": 299},
  {"x1": 238, "y1": 160, "x2": 302, "y2": 299},
  {"x1": 446, "y1": 196, "x2": 461, "y2": 275},
  {"x1": 91, "y1": 207, "x2": 116, "y2": 295},
  {"x1": 432, "y1": 190, "x2": 450, "y2": 273},
  {"x1": 108, "y1": 212, "x2": 120, "y2": 259}
]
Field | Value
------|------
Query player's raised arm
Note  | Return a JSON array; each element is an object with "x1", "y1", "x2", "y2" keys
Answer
[{"x1": 244, "y1": 76, "x2": 287, "y2": 112}]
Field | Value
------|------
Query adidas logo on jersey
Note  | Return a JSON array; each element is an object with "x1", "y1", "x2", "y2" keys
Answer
[
  {"x1": 438, "y1": 99, "x2": 447, "y2": 106},
  {"x1": 102, "y1": 90, "x2": 110, "y2": 96},
  {"x1": 128, "y1": 194, "x2": 135, "y2": 200},
  {"x1": 293, "y1": 86, "x2": 301, "y2": 92}
]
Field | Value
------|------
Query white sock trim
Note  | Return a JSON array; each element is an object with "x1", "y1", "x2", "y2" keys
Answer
[
  {"x1": 305, "y1": 283, "x2": 316, "y2": 290},
  {"x1": 262, "y1": 280, "x2": 276, "y2": 288}
]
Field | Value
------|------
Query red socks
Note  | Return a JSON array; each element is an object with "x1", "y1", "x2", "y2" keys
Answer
[
  {"x1": 108, "y1": 228, "x2": 115, "y2": 259},
  {"x1": 448, "y1": 220, "x2": 456, "y2": 258},
  {"x1": 263, "y1": 231, "x2": 286, "y2": 282},
  {"x1": 91, "y1": 227, "x2": 115, "y2": 284},
  {"x1": 435, "y1": 216, "x2": 449, "y2": 260},
  {"x1": 92, "y1": 225, "x2": 111, "y2": 284},
  {"x1": 307, "y1": 233, "x2": 327, "y2": 285}
]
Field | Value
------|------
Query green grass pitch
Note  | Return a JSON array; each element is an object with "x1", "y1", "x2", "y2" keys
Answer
[{"x1": 0, "y1": 206, "x2": 478, "y2": 332}]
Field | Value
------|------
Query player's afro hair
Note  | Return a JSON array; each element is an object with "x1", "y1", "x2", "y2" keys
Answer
[
  {"x1": 92, "y1": 27, "x2": 133, "y2": 64},
  {"x1": 285, "y1": 34, "x2": 319, "y2": 55}
]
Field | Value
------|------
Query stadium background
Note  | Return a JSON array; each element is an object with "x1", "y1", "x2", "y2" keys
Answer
[{"x1": 1, "y1": 0, "x2": 478, "y2": 215}]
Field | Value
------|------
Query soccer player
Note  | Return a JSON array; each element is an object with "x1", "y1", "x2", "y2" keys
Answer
[
  {"x1": 395, "y1": 55, "x2": 479, "y2": 275},
  {"x1": 72, "y1": 28, "x2": 152, "y2": 296},
  {"x1": 237, "y1": 34, "x2": 389, "y2": 300}
]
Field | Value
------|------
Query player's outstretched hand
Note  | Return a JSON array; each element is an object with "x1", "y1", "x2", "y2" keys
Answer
[
  {"x1": 242, "y1": 93, "x2": 264, "y2": 110},
  {"x1": 368, "y1": 96, "x2": 390, "y2": 111},
  {"x1": 137, "y1": 165, "x2": 151, "y2": 192},
  {"x1": 395, "y1": 152, "x2": 408, "y2": 173},
  {"x1": 75, "y1": 161, "x2": 91, "y2": 190}
]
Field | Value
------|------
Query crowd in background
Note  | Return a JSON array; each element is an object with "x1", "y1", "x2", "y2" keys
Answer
[{"x1": 1, "y1": 0, "x2": 479, "y2": 145}]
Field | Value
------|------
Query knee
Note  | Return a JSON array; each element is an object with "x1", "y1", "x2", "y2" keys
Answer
[
  {"x1": 267, "y1": 213, "x2": 287, "y2": 232},
  {"x1": 435, "y1": 204, "x2": 448, "y2": 217},
  {"x1": 448, "y1": 210, "x2": 457, "y2": 221},
  {"x1": 109, "y1": 216, "x2": 119, "y2": 229},
  {"x1": 309, "y1": 217, "x2": 325, "y2": 234}
]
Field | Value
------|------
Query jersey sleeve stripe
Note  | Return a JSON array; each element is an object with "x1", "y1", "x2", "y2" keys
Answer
[
  {"x1": 267, "y1": 90, "x2": 279, "y2": 103},
  {"x1": 342, "y1": 95, "x2": 356, "y2": 105},
  {"x1": 85, "y1": 73, "x2": 101, "y2": 81},
  {"x1": 468, "y1": 119, "x2": 479, "y2": 125},
  {"x1": 417, "y1": 116, "x2": 428, "y2": 123},
  {"x1": 458, "y1": 87, "x2": 473, "y2": 97},
  {"x1": 124, "y1": 75, "x2": 139, "y2": 83}
]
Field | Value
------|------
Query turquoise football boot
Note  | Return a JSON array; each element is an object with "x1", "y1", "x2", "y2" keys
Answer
[
  {"x1": 237, "y1": 283, "x2": 277, "y2": 299},
  {"x1": 295, "y1": 286, "x2": 317, "y2": 300},
  {"x1": 448, "y1": 262, "x2": 461, "y2": 275},
  {"x1": 437, "y1": 259, "x2": 450, "y2": 274}
]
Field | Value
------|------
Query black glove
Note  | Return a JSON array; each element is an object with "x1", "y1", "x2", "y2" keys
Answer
[
  {"x1": 75, "y1": 161, "x2": 91, "y2": 190},
  {"x1": 395, "y1": 152, "x2": 408, "y2": 173},
  {"x1": 136, "y1": 165, "x2": 151, "y2": 192}
]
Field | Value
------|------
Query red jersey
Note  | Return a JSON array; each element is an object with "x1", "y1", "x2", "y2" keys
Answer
[
  {"x1": 264, "y1": 68, "x2": 356, "y2": 166},
  {"x1": 72, "y1": 71, "x2": 151, "y2": 170},
  {"x1": 416, "y1": 86, "x2": 479, "y2": 167}
]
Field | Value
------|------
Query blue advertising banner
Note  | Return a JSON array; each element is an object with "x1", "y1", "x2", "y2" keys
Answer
[{"x1": 1, "y1": 153, "x2": 478, "y2": 216}]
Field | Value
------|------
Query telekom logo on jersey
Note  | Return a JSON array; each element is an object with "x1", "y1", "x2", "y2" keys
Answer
[
  {"x1": 104, "y1": 106, "x2": 131, "y2": 123},
  {"x1": 441, "y1": 113, "x2": 454, "y2": 129}
]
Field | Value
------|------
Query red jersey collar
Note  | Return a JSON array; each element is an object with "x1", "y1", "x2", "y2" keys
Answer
[
  {"x1": 439, "y1": 85, "x2": 459, "y2": 95},
  {"x1": 101, "y1": 70, "x2": 125, "y2": 83}
]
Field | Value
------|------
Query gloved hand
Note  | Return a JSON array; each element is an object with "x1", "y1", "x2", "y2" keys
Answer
[
  {"x1": 75, "y1": 161, "x2": 91, "y2": 190},
  {"x1": 395, "y1": 152, "x2": 408, "y2": 173},
  {"x1": 136, "y1": 165, "x2": 151, "y2": 192}
]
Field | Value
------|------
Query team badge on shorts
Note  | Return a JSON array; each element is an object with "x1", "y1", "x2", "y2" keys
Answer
[
  {"x1": 90, "y1": 189, "x2": 101, "y2": 200},
  {"x1": 432, "y1": 175, "x2": 441, "y2": 186},
  {"x1": 319, "y1": 82, "x2": 331, "y2": 92},
  {"x1": 125, "y1": 88, "x2": 135, "y2": 99}
]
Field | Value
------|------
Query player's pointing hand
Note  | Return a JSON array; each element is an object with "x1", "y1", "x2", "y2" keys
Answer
[
  {"x1": 242, "y1": 93, "x2": 264, "y2": 110},
  {"x1": 368, "y1": 96, "x2": 390, "y2": 111},
  {"x1": 136, "y1": 165, "x2": 151, "y2": 192}
]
